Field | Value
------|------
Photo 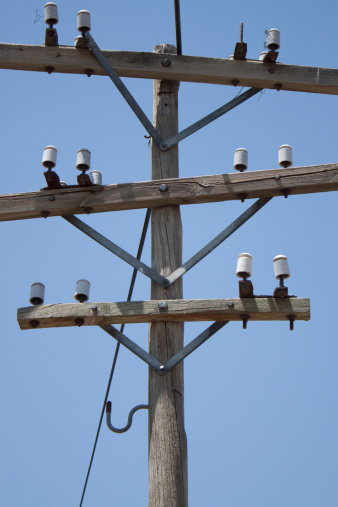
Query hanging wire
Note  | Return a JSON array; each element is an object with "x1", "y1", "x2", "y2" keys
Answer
[
  {"x1": 79, "y1": 208, "x2": 151, "y2": 507},
  {"x1": 174, "y1": 0, "x2": 182, "y2": 55}
]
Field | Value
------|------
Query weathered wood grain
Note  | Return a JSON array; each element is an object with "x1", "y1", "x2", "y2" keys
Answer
[
  {"x1": 17, "y1": 298, "x2": 311, "y2": 330},
  {"x1": 0, "y1": 163, "x2": 337, "y2": 222},
  {"x1": 148, "y1": 46, "x2": 187, "y2": 507},
  {"x1": 1, "y1": 43, "x2": 337, "y2": 94}
]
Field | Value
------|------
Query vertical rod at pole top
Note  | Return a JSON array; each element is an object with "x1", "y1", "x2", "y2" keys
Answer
[
  {"x1": 240, "y1": 23, "x2": 243, "y2": 42},
  {"x1": 174, "y1": 0, "x2": 183, "y2": 55}
]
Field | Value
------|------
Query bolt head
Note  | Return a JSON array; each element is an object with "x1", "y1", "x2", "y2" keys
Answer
[
  {"x1": 227, "y1": 301, "x2": 234, "y2": 307},
  {"x1": 161, "y1": 58, "x2": 171, "y2": 67},
  {"x1": 159, "y1": 184, "x2": 168, "y2": 192},
  {"x1": 49, "y1": 195, "x2": 55, "y2": 201},
  {"x1": 159, "y1": 365, "x2": 165, "y2": 370},
  {"x1": 158, "y1": 301, "x2": 168, "y2": 310},
  {"x1": 274, "y1": 174, "x2": 281, "y2": 180}
]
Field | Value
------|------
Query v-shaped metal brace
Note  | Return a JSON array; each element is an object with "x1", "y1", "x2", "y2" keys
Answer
[
  {"x1": 86, "y1": 33, "x2": 262, "y2": 150},
  {"x1": 63, "y1": 197, "x2": 271, "y2": 287},
  {"x1": 100, "y1": 321, "x2": 228, "y2": 374}
]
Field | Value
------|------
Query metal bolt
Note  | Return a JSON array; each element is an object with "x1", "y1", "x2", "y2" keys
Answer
[
  {"x1": 159, "y1": 184, "x2": 168, "y2": 192},
  {"x1": 227, "y1": 301, "x2": 234, "y2": 307},
  {"x1": 159, "y1": 365, "x2": 165, "y2": 371},
  {"x1": 162, "y1": 279, "x2": 170, "y2": 287},
  {"x1": 161, "y1": 58, "x2": 171, "y2": 67},
  {"x1": 161, "y1": 143, "x2": 167, "y2": 149},
  {"x1": 240, "y1": 313, "x2": 250, "y2": 330},
  {"x1": 158, "y1": 301, "x2": 168, "y2": 310},
  {"x1": 29, "y1": 319, "x2": 40, "y2": 328},
  {"x1": 75, "y1": 317, "x2": 85, "y2": 327},
  {"x1": 269, "y1": 68, "x2": 275, "y2": 74},
  {"x1": 274, "y1": 174, "x2": 281, "y2": 180},
  {"x1": 92, "y1": 306, "x2": 98, "y2": 310},
  {"x1": 232, "y1": 79, "x2": 240, "y2": 86},
  {"x1": 49, "y1": 195, "x2": 55, "y2": 201}
]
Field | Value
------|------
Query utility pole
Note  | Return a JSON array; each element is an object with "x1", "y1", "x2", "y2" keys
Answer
[
  {"x1": 3, "y1": 11, "x2": 336, "y2": 506},
  {"x1": 149, "y1": 43, "x2": 188, "y2": 507}
]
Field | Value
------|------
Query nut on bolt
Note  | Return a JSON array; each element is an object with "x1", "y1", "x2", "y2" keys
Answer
[
  {"x1": 29, "y1": 319, "x2": 40, "y2": 328},
  {"x1": 158, "y1": 301, "x2": 168, "y2": 310},
  {"x1": 161, "y1": 58, "x2": 171, "y2": 67},
  {"x1": 159, "y1": 184, "x2": 168, "y2": 192}
]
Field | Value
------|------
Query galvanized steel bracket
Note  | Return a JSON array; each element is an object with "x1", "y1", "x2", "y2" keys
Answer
[
  {"x1": 100, "y1": 321, "x2": 228, "y2": 374},
  {"x1": 86, "y1": 33, "x2": 261, "y2": 150},
  {"x1": 63, "y1": 197, "x2": 271, "y2": 288}
]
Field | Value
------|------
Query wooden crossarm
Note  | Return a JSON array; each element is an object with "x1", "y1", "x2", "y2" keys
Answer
[
  {"x1": 17, "y1": 298, "x2": 310, "y2": 330},
  {"x1": 0, "y1": 43, "x2": 337, "y2": 95},
  {"x1": 0, "y1": 163, "x2": 337, "y2": 222}
]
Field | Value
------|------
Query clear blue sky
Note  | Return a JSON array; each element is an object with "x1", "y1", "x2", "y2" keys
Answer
[{"x1": 0, "y1": 0, "x2": 337, "y2": 505}]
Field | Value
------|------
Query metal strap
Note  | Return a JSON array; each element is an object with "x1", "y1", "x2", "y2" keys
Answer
[
  {"x1": 62, "y1": 197, "x2": 271, "y2": 288},
  {"x1": 162, "y1": 87, "x2": 262, "y2": 150},
  {"x1": 100, "y1": 324, "x2": 163, "y2": 371},
  {"x1": 87, "y1": 34, "x2": 164, "y2": 147},
  {"x1": 87, "y1": 34, "x2": 260, "y2": 150},
  {"x1": 100, "y1": 321, "x2": 228, "y2": 373},
  {"x1": 166, "y1": 197, "x2": 272, "y2": 285},
  {"x1": 62, "y1": 214, "x2": 168, "y2": 287}
]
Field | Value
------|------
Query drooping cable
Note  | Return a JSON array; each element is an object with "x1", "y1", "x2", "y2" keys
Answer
[
  {"x1": 174, "y1": 0, "x2": 182, "y2": 55},
  {"x1": 79, "y1": 208, "x2": 151, "y2": 507}
]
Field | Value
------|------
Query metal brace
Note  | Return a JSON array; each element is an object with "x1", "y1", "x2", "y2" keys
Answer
[
  {"x1": 86, "y1": 33, "x2": 261, "y2": 151},
  {"x1": 100, "y1": 321, "x2": 228, "y2": 374},
  {"x1": 63, "y1": 197, "x2": 271, "y2": 288}
]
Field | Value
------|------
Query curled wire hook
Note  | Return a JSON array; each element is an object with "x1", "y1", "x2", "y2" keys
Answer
[{"x1": 106, "y1": 401, "x2": 148, "y2": 434}]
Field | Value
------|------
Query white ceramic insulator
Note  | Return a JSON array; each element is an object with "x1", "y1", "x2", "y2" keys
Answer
[
  {"x1": 77, "y1": 10, "x2": 91, "y2": 32},
  {"x1": 75, "y1": 279, "x2": 90, "y2": 302},
  {"x1": 266, "y1": 28, "x2": 280, "y2": 50},
  {"x1": 273, "y1": 255, "x2": 290, "y2": 279},
  {"x1": 90, "y1": 170, "x2": 102, "y2": 185},
  {"x1": 29, "y1": 283, "x2": 45, "y2": 305},
  {"x1": 234, "y1": 148, "x2": 248, "y2": 171},
  {"x1": 76, "y1": 149, "x2": 91, "y2": 171},
  {"x1": 42, "y1": 145, "x2": 57, "y2": 168},
  {"x1": 44, "y1": 3, "x2": 58, "y2": 25},
  {"x1": 236, "y1": 253, "x2": 252, "y2": 278},
  {"x1": 278, "y1": 144, "x2": 293, "y2": 168},
  {"x1": 259, "y1": 51, "x2": 268, "y2": 61}
]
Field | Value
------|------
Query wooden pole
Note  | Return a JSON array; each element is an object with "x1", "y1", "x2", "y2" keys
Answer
[{"x1": 148, "y1": 44, "x2": 188, "y2": 507}]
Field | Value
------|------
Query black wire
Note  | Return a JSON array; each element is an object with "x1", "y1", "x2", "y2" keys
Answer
[
  {"x1": 79, "y1": 208, "x2": 151, "y2": 507},
  {"x1": 174, "y1": 0, "x2": 182, "y2": 55}
]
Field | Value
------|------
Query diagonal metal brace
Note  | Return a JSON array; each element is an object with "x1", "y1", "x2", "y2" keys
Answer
[
  {"x1": 161, "y1": 87, "x2": 262, "y2": 150},
  {"x1": 87, "y1": 33, "x2": 261, "y2": 151},
  {"x1": 62, "y1": 214, "x2": 169, "y2": 287},
  {"x1": 87, "y1": 34, "x2": 164, "y2": 148},
  {"x1": 163, "y1": 321, "x2": 228, "y2": 371},
  {"x1": 62, "y1": 197, "x2": 271, "y2": 288},
  {"x1": 100, "y1": 321, "x2": 227, "y2": 374},
  {"x1": 166, "y1": 197, "x2": 272, "y2": 284}
]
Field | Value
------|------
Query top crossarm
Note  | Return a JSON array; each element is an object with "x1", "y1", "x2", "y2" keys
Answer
[{"x1": 1, "y1": 43, "x2": 338, "y2": 95}]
